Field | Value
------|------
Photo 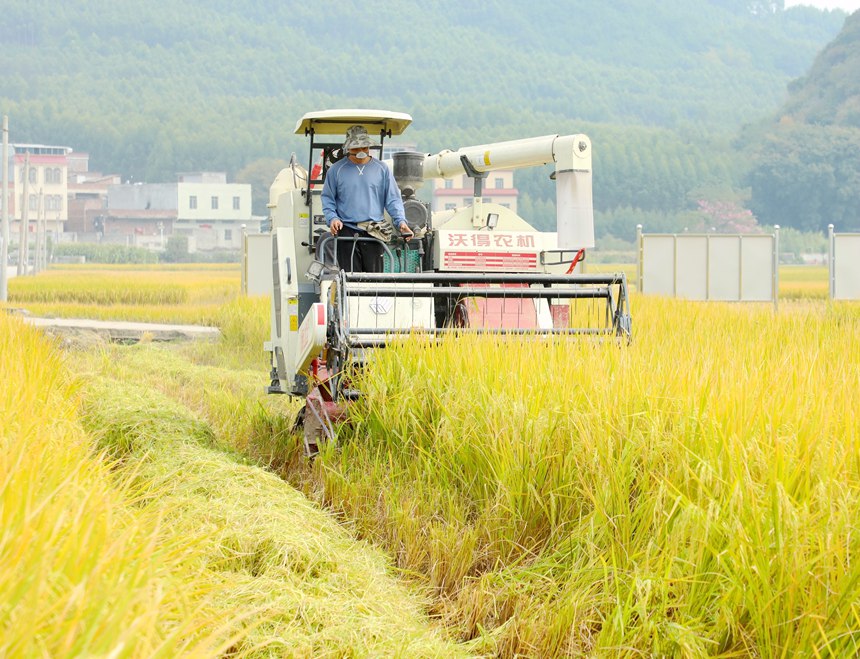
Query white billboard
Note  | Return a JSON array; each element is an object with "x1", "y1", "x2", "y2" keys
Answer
[
  {"x1": 830, "y1": 228, "x2": 860, "y2": 300},
  {"x1": 638, "y1": 229, "x2": 777, "y2": 305}
]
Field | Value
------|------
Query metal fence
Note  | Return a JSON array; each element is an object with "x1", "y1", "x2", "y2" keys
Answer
[
  {"x1": 637, "y1": 225, "x2": 779, "y2": 309},
  {"x1": 829, "y1": 224, "x2": 860, "y2": 301}
]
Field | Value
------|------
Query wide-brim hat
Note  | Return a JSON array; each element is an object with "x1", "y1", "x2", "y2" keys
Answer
[{"x1": 343, "y1": 125, "x2": 379, "y2": 151}]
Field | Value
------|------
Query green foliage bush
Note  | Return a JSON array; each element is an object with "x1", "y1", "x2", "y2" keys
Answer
[
  {"x1": 191, "y1": 250, "x2": 242, "y2": 264},
  {"x1": 53, "y1": 243, "x2": 158, "y2": 264},
  {"x1": 162, "y1": 235, "x2": 190, "y2": 263},
  {"x1": 160, "y1": 236, "x2": 240, "y2": 264},
  {"x1": 772, "y1": 226, "x2": 828, "y2": 263}
]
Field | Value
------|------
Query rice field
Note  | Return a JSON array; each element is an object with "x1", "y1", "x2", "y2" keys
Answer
[
  {"x1": 3, "y1": 262, "x2": 858, "y2": 657},
  {"x1": 0, "y1": 312, "x2": 241, "y2": 656},
  {"x1": 7, "y1": 263, "x2": 830, "y2": 325},
  {"x1": 778, "y1": 265, "x2": 830, "y2": 299},
  {"x1": 8, "y1": 263, "x2": 241, "y2": 324},
  {"x1": 0, "y1": 304, "x2": 466, "y2": 657},
  {"x1": 301, "y1": 297, "x2": 859, "y2": 656}
]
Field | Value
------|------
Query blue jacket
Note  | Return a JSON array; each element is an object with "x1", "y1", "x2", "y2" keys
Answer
[{"x1": 321, "y1": 158, "x2": 407, "y2": 230}]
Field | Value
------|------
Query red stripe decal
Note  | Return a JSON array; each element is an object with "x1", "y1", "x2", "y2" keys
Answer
[{"x1": 443, "y1": 251, "x2": 538, "y2": 270}]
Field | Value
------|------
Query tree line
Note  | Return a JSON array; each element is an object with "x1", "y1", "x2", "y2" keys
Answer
[{"x1": 0, "y1": 0, "x2": 855, "y2": 240}]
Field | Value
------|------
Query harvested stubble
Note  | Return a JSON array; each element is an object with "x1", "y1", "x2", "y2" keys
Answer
[
  {"x1": 298, "y1": 296, "x2": 860, "y2": 657},
  {"x1": 72, "y1": 348, "x2": 467, "y2": 657}
]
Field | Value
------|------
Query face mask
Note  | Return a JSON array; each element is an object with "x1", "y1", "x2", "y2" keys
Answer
[{"x1": 353, "y1": 151, "x2": 369, "y2": 160}]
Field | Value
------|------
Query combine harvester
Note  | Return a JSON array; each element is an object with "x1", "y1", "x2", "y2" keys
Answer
[{"x1": 264, "y1": 110, "x2": 631, "y2": 454}]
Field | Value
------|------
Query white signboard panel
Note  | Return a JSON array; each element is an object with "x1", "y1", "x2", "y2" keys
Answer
[
  {"x1": 641, "y1": 235, "x2": 675, "y2": 296},
  {"x1": 741, "y1": 236, "x2": 774, "y2": 301},
  {"x1": 434, "y1": 229, "x2": 554, "y2": 272},
  {"x1": 639, "y1": 231, "x2": 776, "y2": 304},
  {"x1": 708, "y1": 236, "x2": 740, "y2": 301},
  {"x1": 676, "y1": 236, "x2": 708, "y2": 300},
  {"x1": 244, "y1": 233, "x2": 273, "y2": 296},
  {"x1": 833, "y1": 234, "x2": 860, "y2": 300}
]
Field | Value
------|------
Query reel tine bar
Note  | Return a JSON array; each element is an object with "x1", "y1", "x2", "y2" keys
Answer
[{"x1": 333, "y1": 271, "x2": 632, "y2": 343}]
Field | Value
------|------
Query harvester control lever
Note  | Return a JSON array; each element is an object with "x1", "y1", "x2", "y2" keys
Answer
[{"x1": 459, "y1": 154, "x2": 488, "y2": 198}]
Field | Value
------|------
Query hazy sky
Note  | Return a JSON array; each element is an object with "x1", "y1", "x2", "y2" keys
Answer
[{"x1": 785, "y1": 0, "x2": 860, "y2": 11}]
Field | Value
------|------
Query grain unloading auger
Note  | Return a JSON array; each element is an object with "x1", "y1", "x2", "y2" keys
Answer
[{"x1": 265, "y1": 110, "x2": 631, "y2": 455}]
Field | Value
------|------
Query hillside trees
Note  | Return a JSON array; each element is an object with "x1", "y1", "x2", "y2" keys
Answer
[
  {"x1": 237, "y1": 158, "x2": 291, "y2": 216},
  {"x1": 0, "y1": 0, "x2": 850, "y2": 234},
  {"x1": 746, "y1": 124, "x2": 860, "y2": 231},
  {"x1": 743, "y1": 11, "x2": 860, "y2": 233},
  {"x1": 782, "y1": 11, "x2": 860, "y2": 127}
]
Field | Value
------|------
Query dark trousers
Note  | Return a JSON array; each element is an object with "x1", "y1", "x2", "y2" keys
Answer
[{"x1": 336, "y1": 225, "x2": 384, "y2": 272}]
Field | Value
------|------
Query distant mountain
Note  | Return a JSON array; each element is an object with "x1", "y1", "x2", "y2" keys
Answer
[
  {"x1": 781, "y1": 10, "x2": 860, "y2": 126},
  {"x1": 0, "y1": 0, "x2": 846, "y2": 182},
  {"x1": 1, "y1": 1, "x2": 854, "y2": 235},
  {"x1": 747, "y1": 10, "x2": 860, "y2": 232}
]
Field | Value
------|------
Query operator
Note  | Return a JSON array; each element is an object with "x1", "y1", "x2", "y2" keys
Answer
[{"x1": 322, "y1": 125, "x2": 413, "y2": 272}]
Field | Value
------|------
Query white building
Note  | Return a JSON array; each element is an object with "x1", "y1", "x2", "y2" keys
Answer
[
  {"x1": 173, "y1": 172, "x2": 252, "y2": 249},
  {"x1": 106, "y1": 172, "x2": 252, "y2": 250}
]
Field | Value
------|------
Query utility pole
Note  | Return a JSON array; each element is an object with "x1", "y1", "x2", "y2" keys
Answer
[
  {"x1": 34, "y1": 189, "x2": 43, "y2": 274},
  {"x1": 40, "y1": 197, "x2": 48, "y2": 271},
  {"x1": 17, "y1": 152, "x2": 29, "y2": 276},
  {"x1": 1, "y1": 115, "x2": 9, "y2": 302}
]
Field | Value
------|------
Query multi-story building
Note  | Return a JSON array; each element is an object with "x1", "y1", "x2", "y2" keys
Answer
[
  {"x1": 2, "y1": 144, "x2": 72, "y2": 238},
  {"x1": 106, "y1": 172, "x2": 252, "y2": 250},
  {"x1": 66, "y1": 151, "x2": 121, "y2": 234},
  {"x1": 173, "y1": 172, "x2": 253, "y2": 249},
  {"x1": 431, "y1": 169, "x2": 518, "y2": 214}
]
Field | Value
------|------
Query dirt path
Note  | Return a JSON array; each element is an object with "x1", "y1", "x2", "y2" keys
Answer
[{"x1": 22, "y1": 316, "x2": 221, "y2": 342}]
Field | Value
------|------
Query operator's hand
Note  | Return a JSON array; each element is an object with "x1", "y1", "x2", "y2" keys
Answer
[
  {"x1": 330, "y1": 219, "x2": 343, "y2": 235},
  {"x1": 399, "y1": 223, "x2": 414, "y2": 240}
]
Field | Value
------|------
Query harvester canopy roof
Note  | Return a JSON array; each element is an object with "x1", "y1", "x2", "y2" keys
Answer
[{"x1": 294, "y1": 109, "x2": 413, "y2": 137}]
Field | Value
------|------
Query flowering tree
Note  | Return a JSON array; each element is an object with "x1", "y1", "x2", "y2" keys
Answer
[{"x1": 690, "y1": 199, "x2": 761, "y2": 233}]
